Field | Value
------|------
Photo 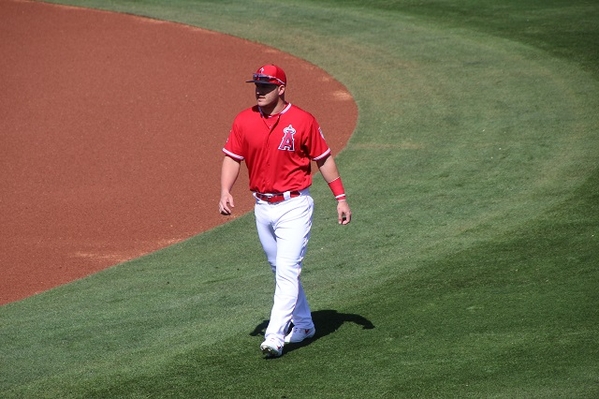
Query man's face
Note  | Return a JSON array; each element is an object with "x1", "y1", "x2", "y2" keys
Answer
[{"x1": 255, "y1": 83, "x2": 282, "y2": 108}]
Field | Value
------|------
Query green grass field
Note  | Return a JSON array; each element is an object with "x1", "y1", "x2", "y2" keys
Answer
[{"x1": 2, "y1": 0, "x2": 598, "y2": 397}]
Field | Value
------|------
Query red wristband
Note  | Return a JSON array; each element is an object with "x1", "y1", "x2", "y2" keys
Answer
[{"x1": 328, "y1": 177, "x2": 346, "y2": 201}]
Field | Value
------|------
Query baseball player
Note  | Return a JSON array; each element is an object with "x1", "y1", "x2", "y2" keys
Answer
[{"x1": 219, "y1": 64, "x2": 351, "y2": 358}]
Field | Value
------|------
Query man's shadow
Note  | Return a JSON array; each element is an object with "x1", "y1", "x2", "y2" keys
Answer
[{"x1": 250, "y1": 309, "x2": 375, "y2": 355}]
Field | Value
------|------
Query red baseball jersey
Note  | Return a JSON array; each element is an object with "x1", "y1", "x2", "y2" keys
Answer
[{"x1": 223, "y1": 103, "x2": 331, "y2": 194}]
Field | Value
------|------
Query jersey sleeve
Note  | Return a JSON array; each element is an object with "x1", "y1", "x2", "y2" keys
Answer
[
  {"x1": 222, "y1": 118, "x2": 245, "y2": 161},
  {"x1": 307, "y1": 119, "x2": 331, "y2": 161}
]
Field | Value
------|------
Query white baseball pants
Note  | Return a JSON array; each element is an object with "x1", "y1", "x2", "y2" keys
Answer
[{"x1": 254, "y1": 190, "x2": 315, "y2": 346}]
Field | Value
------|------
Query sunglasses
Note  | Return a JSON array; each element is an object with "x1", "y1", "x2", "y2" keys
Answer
[{"x1": 252, "y1": 73, "x2": 285, "y2": 85}]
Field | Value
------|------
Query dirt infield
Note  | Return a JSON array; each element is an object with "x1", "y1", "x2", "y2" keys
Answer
[{"x1": 0, "y1": 0, "x2": 357, "y2": 305}]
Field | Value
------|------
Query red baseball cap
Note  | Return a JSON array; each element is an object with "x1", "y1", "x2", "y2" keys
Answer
[{"x1": 246, "y1": 64, "x2": 287, "y2": 86}]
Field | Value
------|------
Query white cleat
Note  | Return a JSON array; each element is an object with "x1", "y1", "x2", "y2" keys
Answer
[
  {"x1": 284, "y1": 326, "x2": 316, "y2": 343},
  {"x1": 260, "y1": 338, "x2": 283, "y2": 357}
]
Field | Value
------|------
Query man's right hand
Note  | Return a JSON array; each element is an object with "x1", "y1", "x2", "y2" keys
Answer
[{"x1": 219, "y1": 193, "x2": 234, "y2": 215}]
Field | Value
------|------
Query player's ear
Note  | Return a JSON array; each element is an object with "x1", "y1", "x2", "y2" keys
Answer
[{"x1": 278, "y1": 85, "x2": 286, "y2": 96}]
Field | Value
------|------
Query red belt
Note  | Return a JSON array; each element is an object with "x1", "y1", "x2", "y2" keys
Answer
[{"x1": 254, "y1": 191, "x2": 301, "y2": 203}]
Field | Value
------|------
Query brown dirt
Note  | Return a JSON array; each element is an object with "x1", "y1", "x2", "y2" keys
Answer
[{"x1": 0, "y1": 0, "x2": 357, "y2": 305}]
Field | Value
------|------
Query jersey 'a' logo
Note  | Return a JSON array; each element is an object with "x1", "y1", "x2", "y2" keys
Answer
[{"x1": 278, "y1": 124, "x2": 296, "y2": 151}]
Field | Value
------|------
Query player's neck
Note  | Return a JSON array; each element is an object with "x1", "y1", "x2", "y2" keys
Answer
[{"x1": 260, "y1": 100, "x2": 288, "y2": 118}]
